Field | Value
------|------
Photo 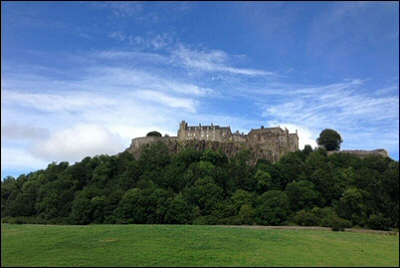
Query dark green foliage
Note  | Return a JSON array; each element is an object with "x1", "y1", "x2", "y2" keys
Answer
[
  {"x1": 164, "y1": 194, "x2": 194, "y2": 224},
  {"x1": 286, "y1": 180, "x2": 318, "y2": 211},
  {"x1": 256, "y1": 190, "x2": 290, "y2": 225},
  {"x1": 238, "y1": 204, "x2": 256, "y2": 224},
  {"x1": 330, "y1": 217, "x2": 352, "y2": 231},
  {"x1": 1, "y1": 142, "x2": 398, "y2": 230},
  {"x1": 146, "y1": 131, "x2": 162, "y2": 137},
  {"x1": 367, "y1": 213, "x2": 392, "y2": 231},
  {"x1": 316, "y1": 129, "x2": 343, "y2": 151},
  {"x1": 183, "y1": 176, "x2": 224, "y2": 215},
  {"x1": 276, "y1": 152, "x2": 304, "y2": 188},
  {"x1": 294, "y1": 210, "x2": 320, "y2": 226},
  {"x1": 337, "y1": 187, "x2": 370, "y2": 226}
]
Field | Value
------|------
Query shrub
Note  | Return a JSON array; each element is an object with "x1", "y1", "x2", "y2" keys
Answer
[
  {"x1": 104, "y1": 215, "x2": 118, "y2": 224},
  {"x1": 331, "y1": 217, "x2": 352, "y2": 232},
  {"x1": 193, "y1": 215, "x2": 218, "y2": 225},
  {"x1": 239, "y1": 204, "x2": 256, "y2": 225},
  {"x1": 294, "y1": 210, "x2": 320, "y2": 226},
  {"x1": 8, "y1": 217, "x2": 25, "y2": 224},
  {"x1": 226, "y1": 216, "x2": 242, "y2": 225},
  {"x1": 367, "y1": 214, "x2": 391, "y2": 231},
  {"x1": 2, "y1": 217, "x2": 11, "y2": 223}
]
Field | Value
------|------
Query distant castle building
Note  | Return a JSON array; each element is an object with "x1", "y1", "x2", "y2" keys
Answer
[
  {"x1": 177, "y1": 120, "x2": 299, "y2": 153},
  {"x1": 127, "y1": 120, "x2": 391, "y2": 163},
  {"x1": 127, "y1": 120, "x2": 299, "y2": 162}
]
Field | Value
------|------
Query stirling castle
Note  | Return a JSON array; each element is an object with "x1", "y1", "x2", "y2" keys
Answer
[
  {"x1": 127, "y1": 120, "x2": 300, "y2": 163},
  {"x1": 177, "y1": 120, "x2": 299, "y2": 153}
]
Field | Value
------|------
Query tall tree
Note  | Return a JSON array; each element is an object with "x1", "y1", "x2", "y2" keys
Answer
[{"x1": 316, "y1": 129, "x2": 343, "y2": 151}]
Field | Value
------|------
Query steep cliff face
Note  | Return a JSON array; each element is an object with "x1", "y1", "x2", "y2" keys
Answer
[{"x1": 124, "y1": 137, "x2": 285, "y2": 164}]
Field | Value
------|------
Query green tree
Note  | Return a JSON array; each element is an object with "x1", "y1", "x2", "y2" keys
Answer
[
  {"x1": 183, "y1": 176, "x2": 224, "y2": 215},
  {"x1": 337, "y1": 187, "x2": 370, "y2": 226},
  {"x1": 146, "y1": 188, "x2": 173, "y2": 224},
  {"x1": 146, "y1": 131, "x2": 162, "y2": 137},
  {"x1": 254, "y1": 169, "x2": 272, "y2": 194},
  {"x1": 275, "y1": 152, "x2": 304, "y2": 189},
  {"x1": 115, "y1": 188, "x2": 148, "y2": 224},
  {"x1": 70, "y1": 196, "x2": 93, "y2": 225},
  {"x1": 294, "y1": 210, "x2": 320, "y2": 226},
  {"x1": 316, "y1": 129, "x2": 343, "y2": 151},
  {"x1": 286, "y1": 180, "x2": 318, "y2": 212},
  {"x1": 231, "y1": 189, "x2": 254, "y2": 212},
  {"x1": 238, "y1": 204, "x2": 256, "y2": 225},
  {"x1": 256, "y1": 190, "x2": 290, "y2": 226},
  {"x1": 164, "y1": 194, "x2": 194, "y2": 224}
]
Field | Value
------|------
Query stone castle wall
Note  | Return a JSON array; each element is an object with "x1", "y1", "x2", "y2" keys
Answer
[
  {"x1": 327, "y1": 149, "x2": 389, "y2": 158},
  {"x1": 177, "y1": 121, "x2": 232, "y2": 142},
  {"x1": 130, "y1": 136, "x2": 179, "y2": 150},
  {"x1": 126, "y1": 121, "x2": 390, "y2": 163},
  {"x1": 177, "y1": 121, "x2": 299, "y2": 153},
  {"x1": 127, "y1": 120, "x2": 300, "y2": 163}
]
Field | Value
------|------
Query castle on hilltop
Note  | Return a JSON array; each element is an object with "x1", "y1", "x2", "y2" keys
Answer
[
  {"x1": 128, "y1": 120, "x2": 299, "y2": 162},
  {"x1": 178, "y1": 120, "x2": 299, "y2": 152},
  {"x1": 126, "y1": 120, "x2": 390, "y2": 162}
]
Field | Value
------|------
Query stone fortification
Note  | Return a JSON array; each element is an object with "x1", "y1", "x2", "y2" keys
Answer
[
  {"x1": 327, "y1": 149, "x2": 389, "y2": 158},
  {"x1": 178, "y1": 120, "x2": 299, "y2": 156},
  {"x1": 130, "y1": 136, "x2": 178, "y2": 151},
  {"x1": 126, "y1": 120, "x2": 300, "y2": 163},
  {"x1": 126, "y1": 121, "x2": 390, "y2": 162}
]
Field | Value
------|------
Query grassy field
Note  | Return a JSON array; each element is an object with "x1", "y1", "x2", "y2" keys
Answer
[{"x1": 1, "y1": 224, "x2": 399, "y2": 267}]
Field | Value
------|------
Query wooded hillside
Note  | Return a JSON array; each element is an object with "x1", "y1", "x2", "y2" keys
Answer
[{"x1": 2, "y1": 143, "x2": 398, "y2": 231}]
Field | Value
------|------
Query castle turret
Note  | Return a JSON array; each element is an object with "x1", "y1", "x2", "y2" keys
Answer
[{"x1": 178, "y1": 120, "x2": 188, "y2": 139}]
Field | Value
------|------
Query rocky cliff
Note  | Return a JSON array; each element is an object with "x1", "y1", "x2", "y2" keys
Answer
[{"x1": 124, "y1": 137, "x2": 283, "y2": 164}]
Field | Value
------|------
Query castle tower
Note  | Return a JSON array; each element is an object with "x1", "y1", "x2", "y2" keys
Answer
[{"x1": 178, "y1": 120, "x2": 188, "y2": 139}]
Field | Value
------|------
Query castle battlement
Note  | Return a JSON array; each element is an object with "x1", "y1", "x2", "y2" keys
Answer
[
  {"x1": 327, "y1": 149, "x2": 389, "y2": 158},
  {"x1": 177, "y1": 120, "x2": 299, "y2": 154},
  {"x1": 127, "y1": 120, "x2": 299, "y2": 163}
]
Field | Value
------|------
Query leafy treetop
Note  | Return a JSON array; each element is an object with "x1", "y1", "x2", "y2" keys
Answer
[
  {"x1": 316, "y1": 129, "x2": 343, "y2": 151},
  {"x1": 146, "y1": 131, "x2": 162, "y2": 137}
]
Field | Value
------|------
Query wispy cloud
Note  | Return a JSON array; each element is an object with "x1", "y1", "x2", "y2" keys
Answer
[
  {"x1": 256, "y1": 79, "x2": 399, "y2": 152},
  {"x1": 91, "y1": 1, "x2": 143, "y2": 18},
  {"x1": 106, "y1": 33, "x2": 274, "y2": 77},
  {"x1": 136, "y1": 90, "x2": 198, "y2": 113},
  {"x1": 108, "y1": 32, "x2": 175, "y2": 50},
  {"x1": 171, "y1": 45, "x2": 274, "y2": 76}
]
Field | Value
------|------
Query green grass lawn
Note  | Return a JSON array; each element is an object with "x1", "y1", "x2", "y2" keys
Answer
[{"x1": 1, "y1": 224, "x2": 399, "y2": 267}]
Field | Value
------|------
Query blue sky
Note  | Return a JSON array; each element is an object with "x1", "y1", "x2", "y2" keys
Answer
[{"x1": 2, "y1": 1, "x2": 399, "y2": 179}]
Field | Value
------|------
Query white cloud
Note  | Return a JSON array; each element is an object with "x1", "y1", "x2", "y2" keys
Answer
[
  {"x1": 171, "y1": 44, "x2": 274, "y2": 76},
  {"x1": 1, "y1": 124, "x2": 50, "y2": 140},
  {"x1": 268, "y1": 123, "x2": 318, "y2": 150},
  {"x1": 29, "y1": 124, "x2": 125, "y2": 163},
  {"x1": 258, "y1": 80, "x2": 399, "y2": 152},
  {"x1": 108, "y1": 31, "x2": 126, "y2": 42},
  {"x1": 1, "y1": 147, "x2": 49, "y2": 179},
  {"x1": 2, "y1": 89, "x2": 116, "y2": 113},
  {"x1": 91, "y1": 2, "x2": 143, "y2": 18},
  {"x1": 136, "y1": 90, "x2": 198, "y2": 113}
]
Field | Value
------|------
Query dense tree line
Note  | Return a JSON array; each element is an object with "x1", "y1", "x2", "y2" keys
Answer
[{"x1": 2, "y1": 143, "x2": 398, "y2": 231}]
